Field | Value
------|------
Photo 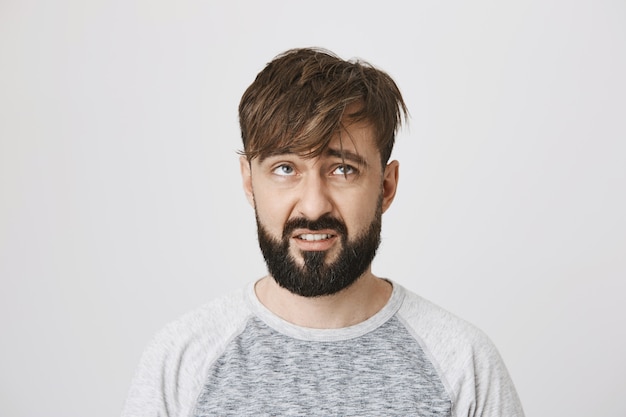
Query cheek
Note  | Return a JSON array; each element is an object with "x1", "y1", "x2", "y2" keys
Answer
[
  {"x1": 252, "y1": 191, "x2": 292, "y2": 235},
  {"x1": 340, "y1": 191, "x2": 382, "y2": 236}
]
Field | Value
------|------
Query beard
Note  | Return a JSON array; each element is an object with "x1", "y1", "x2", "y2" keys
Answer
[{"x1": 255, "y1": 200, "x2": 382, "y2": 298}]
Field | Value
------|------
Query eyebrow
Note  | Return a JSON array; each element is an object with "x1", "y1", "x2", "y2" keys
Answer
[{"x1": 325, "y1": 148, "x2": 368, "y2": 168}]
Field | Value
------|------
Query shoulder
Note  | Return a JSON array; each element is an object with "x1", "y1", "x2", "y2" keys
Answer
[
  {"x1": 154, "y1": 287, "x2": 252, "y2": 348},
  {"x1": 396, "y1": 287, "x2": 495, "y2": 387},
  {"x1": 397, "y1": 287, "x2": 489, "y2": 352},
  {"x1": 121, "y1": 287, "x2": 253, "y2": 417},
  {"x1": 396, "y1": 285, "x2": 525, "y2": 417}
]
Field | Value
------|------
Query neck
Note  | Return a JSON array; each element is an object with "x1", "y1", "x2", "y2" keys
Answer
[{"x1": 254, "y1": 271, "x2": 393, "y2": 329}]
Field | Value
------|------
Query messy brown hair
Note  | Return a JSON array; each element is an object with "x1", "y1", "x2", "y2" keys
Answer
[{"x1": 238, "y1": 48, "x2": 408, "y2": 165}]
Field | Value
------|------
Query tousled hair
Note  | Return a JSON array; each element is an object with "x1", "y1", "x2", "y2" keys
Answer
[{"x1": 238, "y1": 48, "x2": 408, "y2": 165}]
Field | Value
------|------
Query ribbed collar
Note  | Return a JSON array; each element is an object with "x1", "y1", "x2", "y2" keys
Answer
[{"x1": 245, "y1": 279, "x2": 406, "y2": 342}]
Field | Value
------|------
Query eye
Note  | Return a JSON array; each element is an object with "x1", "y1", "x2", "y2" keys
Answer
[
  {"x1": 272, "y1": 164, "x2": 296, "y2": 176},
  {"x1": 332, "y1": 164, "x2": 357, "y2": 176}
]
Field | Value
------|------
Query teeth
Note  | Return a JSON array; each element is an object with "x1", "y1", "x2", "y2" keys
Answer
[{"x1": 298, "y1": 233, "x2": 332, "y2": 241}]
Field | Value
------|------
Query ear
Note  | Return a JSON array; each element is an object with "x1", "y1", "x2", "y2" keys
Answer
[
  {"x1": 239, "y1": 156, "x2": 255, "y2": 207},
  {"x1": 381, "y1": 160, "x2": 399, "y2": 213}
]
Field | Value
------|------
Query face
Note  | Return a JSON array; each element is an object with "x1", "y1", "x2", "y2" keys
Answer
[{"x1": 240, "y1": 118, "x2": 399, "y2": 297}]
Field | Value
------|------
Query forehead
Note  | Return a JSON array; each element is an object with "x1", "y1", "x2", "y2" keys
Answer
[
  {"x1": 256, "y1": 118, "x2": 379, "y2": 165},
  {"x1": 327, "y1": 119, "x2": 378, "y2": 159}
]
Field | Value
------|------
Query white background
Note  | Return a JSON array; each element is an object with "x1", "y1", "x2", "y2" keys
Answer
[{"x1": 1, "y1": 1, "x2": 625, "y2": 416}]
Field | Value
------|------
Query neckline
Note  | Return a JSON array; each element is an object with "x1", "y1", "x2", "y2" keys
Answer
[{"x1": 245, "y1": 279, "x2": 405, "y2": 342}]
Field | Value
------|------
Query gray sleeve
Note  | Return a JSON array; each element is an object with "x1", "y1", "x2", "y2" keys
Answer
[
  {"x1": 449, "y1": 328, "x2": 524, "y2": 417},
  {"x1": 398, "y1": 291, "x2": 525, "y2": 417},
  {"x1": 120, "y1": 291, "x2": 251, "y2": 417}
]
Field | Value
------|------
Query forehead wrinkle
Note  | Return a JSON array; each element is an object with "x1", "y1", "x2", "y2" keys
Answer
[
  {"x1": 254, "y1": 145, "x2": 369, "y2": 170},
  {"x1": 324, "y1": 148, "x2": 368, "y2": 168}
]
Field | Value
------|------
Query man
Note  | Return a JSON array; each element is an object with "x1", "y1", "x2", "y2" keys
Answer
[{"x1": 122, "y1": 48, "x2": 525, "y2": 416}]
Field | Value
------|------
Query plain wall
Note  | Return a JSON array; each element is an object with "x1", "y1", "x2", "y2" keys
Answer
[{"x1": 1, "y1": 1, "x2": 625, "y2": 416}]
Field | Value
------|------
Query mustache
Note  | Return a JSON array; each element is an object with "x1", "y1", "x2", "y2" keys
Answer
[{"x1": 282, "y1": 215, "x2": 348, "y2": 239}]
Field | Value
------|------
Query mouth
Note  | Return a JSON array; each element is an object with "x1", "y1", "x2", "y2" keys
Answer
[
  {"x1": 296, "y1": 233, "x2": 335, "y2": 241},
  {"x1": 291, "y1": 230, "x2": 339, "y2": 251}
]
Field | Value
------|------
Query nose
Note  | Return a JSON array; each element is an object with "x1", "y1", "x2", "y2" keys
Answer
[{"x1": 296, "y1": 174, "x2": 334, "y2": 220}]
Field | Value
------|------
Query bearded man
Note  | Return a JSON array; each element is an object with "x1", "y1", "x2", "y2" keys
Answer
[{"x1": 122, "y1": 47, "x2": 525, "y2": 417}]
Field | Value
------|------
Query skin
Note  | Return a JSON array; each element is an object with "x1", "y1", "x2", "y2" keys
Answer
[{"x1": 240, "y1": 117, "x2": 400, "y2": 328}]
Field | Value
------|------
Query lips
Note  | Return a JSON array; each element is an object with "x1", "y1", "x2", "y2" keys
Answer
[
  {"x1": 297, "y1": 233, "x2": 334, "y2": 241},
  {"x1": 291, "y1": 229, "x2": 339, "y2": 251},
  {"x1": 281, "y1": 215, "x2": 348, "y2": 241}
]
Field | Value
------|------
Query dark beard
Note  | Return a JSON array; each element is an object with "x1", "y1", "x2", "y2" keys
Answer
[{"x1": 256, "y1": 204, "x2": 382, "y2": 298}]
